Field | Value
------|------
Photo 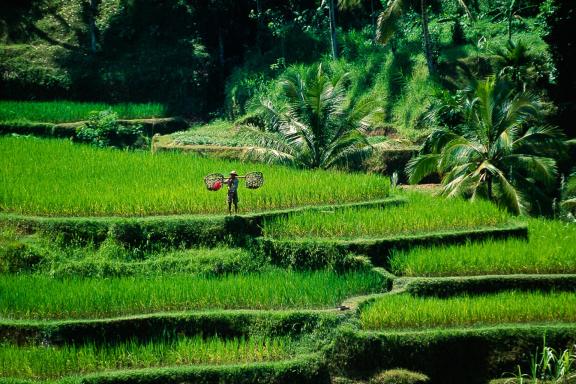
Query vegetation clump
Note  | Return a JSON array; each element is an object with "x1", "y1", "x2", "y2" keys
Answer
[{"x1": 360, "y1": 291, "x2": 576, "y2": 330}]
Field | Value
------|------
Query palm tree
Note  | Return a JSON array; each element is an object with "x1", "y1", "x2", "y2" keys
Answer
[
  {"x1": 376, "y1": 0, "x2": 473, "y2": 75},
  {"x1": 241, "y1": 64, "x2": 373, "y2": 169},
  {"x1": 407, "y1": 76, "x2": 565, "y2": 215}
]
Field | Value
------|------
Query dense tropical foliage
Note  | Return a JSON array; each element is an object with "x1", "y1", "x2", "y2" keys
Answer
[
  {"x1": 408, "y1": 76, "x2": 565, "y2": 215},
  {"x1": 242, "y1": 64, "x2": 373, "y2": 169}
]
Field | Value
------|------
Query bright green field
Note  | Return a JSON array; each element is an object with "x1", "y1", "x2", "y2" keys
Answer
[
  {"x1": 390, "y1": 219, "x2": 576, "y2": 276},
  {"x1": 360, "y1": 291, "x2": 576, "y2": 330},
  {"x1": 0, "y1": 270, "x2": 386, "y2": 319},
  {"x1": 263, "y1": 193, "x2": 510, "y2": 239},
  {"x1": 1, "y1": 335, "x2": 295, "y2": 380},
  {"x1": 0, "y1": 100, "x2": 166, "y2": 123},
  {"x1": 0, "y1": 137, "x2": 389, "y2": 216}
]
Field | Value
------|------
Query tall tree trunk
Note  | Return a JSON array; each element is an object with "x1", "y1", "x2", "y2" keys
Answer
[
  {"x1": 87, "y1": 0, "x2": 98, "y2": 54},
  {"x1": 218, "y1": 28, "x2": 225, "y2": 67},
  {"x1": 370, "y1": 0, "x2": 376, "y2": 42},
  {"x1": 329, "y1": 0, "x2": 338, "y2": 59},
  {"x1": 420, "y1": 0, "x2": 435, "y2": 75},
  {"x1": 255, "y1": 0, "x2": 263, "y2": 52}
]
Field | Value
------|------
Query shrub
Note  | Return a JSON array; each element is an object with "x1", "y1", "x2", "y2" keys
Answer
[
  {"x1": 76, "y1": 110, "x2": 145, "y2": 149},
  {"x1": 0, "y1": 241, "x2": 45, "y2": 273},
  {"x1": 369, "y1": 369, "x2": 430, "y2": 384}
]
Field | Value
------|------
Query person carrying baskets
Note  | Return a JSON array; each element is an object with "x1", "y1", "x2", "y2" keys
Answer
[
  {"x1": 203, "y1": 170, "x2": 264, "y2": 214},
  {"x1": 224, "y1": 170, "x2": 242, "y2": 214}
]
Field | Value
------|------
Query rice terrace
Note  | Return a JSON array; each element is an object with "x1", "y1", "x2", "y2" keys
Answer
[{"x1": 0, "y1": 1, "x2": 575, "y2": 383}]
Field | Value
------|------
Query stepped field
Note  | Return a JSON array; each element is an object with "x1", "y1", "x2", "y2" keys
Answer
[{"x1": 0, "y1": 137, "x2": 389, "y2": 216}]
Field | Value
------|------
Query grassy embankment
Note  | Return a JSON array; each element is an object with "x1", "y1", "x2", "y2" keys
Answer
[
  {"x1": 361, "y1": 291, "x2": 576, "y2": 330},
  {"x1": 0, "y1": 335, "x2": 297, "y2": 380},
  {"x1": 0, "y1": 269, "x2": 386, "y2": 319},
  {"x1": 0, "y1": 100, "x2": 166, "y2": 123},
  {"x1": 263, "y1": 193, "x2": 512, "y2": 240},
  {"x1": 0, "y1": 137, "x2": 389, "y2": 216},
  {"x1": 390, "y1": 219, "x2": 576, "y2": 276}
]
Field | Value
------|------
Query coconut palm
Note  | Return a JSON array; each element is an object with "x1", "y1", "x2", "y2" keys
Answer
[
  {"x1": 376, "y1": 0, "x2": 473, "y2": 75},
  {"x1": 407, "y1": 76, "x2": 565, "y2": 215},
  {"x1": 242, "y1": 64, "x2": 373, "y2": 169}
]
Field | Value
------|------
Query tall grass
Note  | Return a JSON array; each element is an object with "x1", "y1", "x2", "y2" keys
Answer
[
  {"x1": 0, "y1": 269, "x2": 386, "y2": 319},
  {"x1": 0, "y1": 335, "x2": 296, "y2": 380},
  {"x1": 0, "y1": 100, "x2": 166, "y2": 122},
  {"x1": 171, "y1": 120, "x2": 256, "y2": 147},
  {"x1": 45, "y1": 244, "x2": 262, "y2": 278},
  {"x1": 360, "y1": 291, "x2": 576, "y2": 330},
  {"x1": 390, "y1": 219, "x2": 576, "y2": 276},
  {"x1": 263, "y1": 192, "x2": 510, "y2": 239},
  {"x1": 0, "y1": 137, "x2": 389, "y2": 216}
]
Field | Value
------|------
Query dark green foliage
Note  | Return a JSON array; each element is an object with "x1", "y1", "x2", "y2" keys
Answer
[
  {"x1": 451, "y1": 20, "x2": 466, "y2": 45},
  {"x1": 256, "y1": 239, "x2": 375, "y2": 273},
  {"x1": 330, "y1": 325, "x2": 576, "y2": 384},
  {"x1": 0, "y1": 121, "x2": 67, "y2": 138},
  {"x1": 258, "y1": 224, "x2": 528, "y2": 269},
  {"x1": 0, "y1": 241, "x2": 44, "y2": 273},
  {"x1": 543, "y1": 0, "x2": 576, "y2": 138},
  {"x1": 0, "y1": 355, "x2": 330, "y2": 384},
  {"x1": 404, "y1": 275, "x2": 576, "y2": 298},
  {"x1": 369, "y1": 369, "x2": 430, "y2": 384},
  {"x1": 76, "y1": 110, "x2": 145, "y2": 149},
  {"x1": 0, "y1": 311, "x2": 339, "y2": 346}
]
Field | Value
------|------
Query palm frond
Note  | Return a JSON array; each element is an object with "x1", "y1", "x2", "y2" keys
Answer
[
  {"x1": 490, "y1": 165, "x2": 526, "y2": 215},
  {"x1": 439, "y1": 138, "x2": 484, "y2": 172},
  {"x1": 376, "y1": 0, "x2": 405, "y2": 45},
  {"x1": 503, "y1": 154, "x2": 557, "y2": 187},
  {"x1": 561, "y1": 198, "x2": 576, "y2": 210},
  {"x1": 321, "y1": 129, "x2": 371, "y2": 168},
  {"x1": 441, "y1": 164, "x2": 481, "y2": 198},
  {"x1": 338, "y1": 0, "x2": 362, "y2": 10},
  {"x1": 456, "y1": 0, "x2": 474, "y2": 19},
  {"x1": 406, "y1": 153, "x2": 441, "y2": 184},
  {"x1": 238, "y1": 125, "x2": 297, "y2": 158},
  {"x1": 512, "y1": 125, "x2": 566, "y2": 156}
]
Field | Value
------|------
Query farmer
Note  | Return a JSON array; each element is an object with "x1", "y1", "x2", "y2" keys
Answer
[{"x1": 224, "y1": 170, "x2": 242, "y2": 214}]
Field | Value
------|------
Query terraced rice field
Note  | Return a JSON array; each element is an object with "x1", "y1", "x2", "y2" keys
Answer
[
  {"x1": 0, "y1": 137, "x2": 389, "y2": 216},
  {"x1": 0, "y1": 270, "x2": 387, "y2": 319},
  {"x1": 0, "y1": 100, "x2": 166, "y2": 122},
  {"x1": 360, "y1": 291, "x2": 576, "y2": 330},
  {"x1": 263, "y1": 193, "x2": 511, "y2": 239},
  {"x1": 390, "y1": 219, "x2": 576, "y2": 276},
  {"x1": 1, "y1": 335, "x2": 296, "y2": 380}
]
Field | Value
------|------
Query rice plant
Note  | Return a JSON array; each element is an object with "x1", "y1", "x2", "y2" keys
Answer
[
  {"x1": 0, "y1": 269, "x2": 387, "y2": 319},
  {"x1": 499, "y1": 340, "x2": 576, "y2": 384},
  {"x1": 390, "y1": 219, "x2": 576, "y2": 276},
  {"x1": 0, "y1": 335, "x2": 296, "y2": 380},
  {"x1": 263, "y1": 192, "x2": 510, "y2": 239},
  {"x1": 0, "y1": 137, "x2": 389, "y2": 216},
  {"x1": 360, "y1": 291, "x2": 576, "y2": 330},
  {"x1": 0, "y1": 100, "x2": 166, "y2": 123}
]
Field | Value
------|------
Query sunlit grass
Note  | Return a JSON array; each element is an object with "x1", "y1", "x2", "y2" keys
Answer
[
  {"x1": 263, "y1": 192, "x2": 510, "y2": 239},
  {"x1": 390, "y1": 219, "x2": 576, "y2": 276},
  {"x1": 0, "y1": 335, "x2": 296, "y2": 380},
  {"x1": 360, "y1": 291, "x2": 576, "y2": 330},
  {"x1": 0, "y1": 137, "x2": 389, "y2": 216},
  {"x1": 0, "y1": 269, "x2": 387, "y2": 319},
  {"x1": 0, "y1": 100, "x2": 166, "y2": 122}
]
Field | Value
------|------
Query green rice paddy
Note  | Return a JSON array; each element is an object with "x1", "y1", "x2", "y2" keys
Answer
[
  {"x1": 1, "y1": 335, "x2": 296, "y2": 380},
  {"x1": 263, "y1": 193, "x2": 510, "y2": 239},
  {"x1": 0, "y1": 270, "x2": 387, "y2": 319},
  {"x1": 0, "y1": 137, "x2": 389, "y2": 216},
  {"x1": 390, "y1": 219, "x2": 576, "y2": 276},
  {"x1": 360, "y1": 291, "x2": 576, "y2": 330},
  {"x1": 0, "y1": 100, "x2": 166, "y2": 123}
]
